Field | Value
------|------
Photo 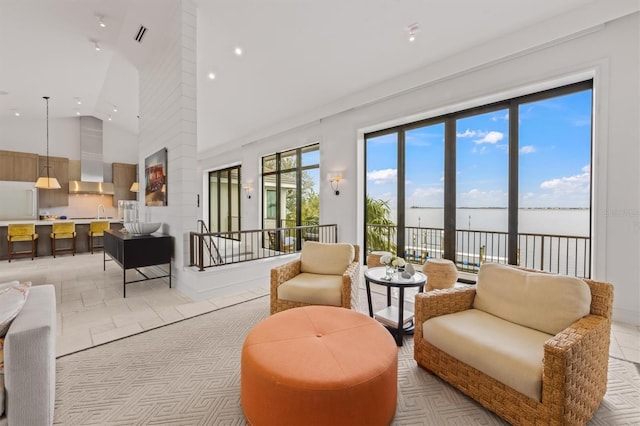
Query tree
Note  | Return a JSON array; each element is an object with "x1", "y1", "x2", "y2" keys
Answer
[{"x1": 366, "y1": 196, "x2": 397, "y2": 253}]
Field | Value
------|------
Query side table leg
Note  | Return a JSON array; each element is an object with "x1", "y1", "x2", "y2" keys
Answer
[
  {"x1": 397, "y1": 287, "x2": 405, "y2": 346},
  {"x1": 365, "y1": 279, "x2": 373, "y2": 317}
]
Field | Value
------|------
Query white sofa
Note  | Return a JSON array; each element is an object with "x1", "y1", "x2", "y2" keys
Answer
[
  {"x1": 1, "y1": 285, "x2": 56, "y2": 426},
  {"x1": 414, "y1": 263, "x2": 613, "y2": 425}
]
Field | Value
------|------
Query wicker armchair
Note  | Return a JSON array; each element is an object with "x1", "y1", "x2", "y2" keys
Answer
[
  {"x1": 270, "y1": 242, "x2": 360, "y2": 314},
  {"x1": 414, "y1": 266, "x2": 613, "y2": 426}
]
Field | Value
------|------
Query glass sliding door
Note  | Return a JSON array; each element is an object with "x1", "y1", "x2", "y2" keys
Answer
[
  {"x1": 404, "y1": 122, "x2": 445, "y2": 263},
  {"x1": 365, "y1": 131, "x2": 398, "y2": 256},
  {"x1": 455, "y1": 108, "x2": 510, "y2": 271},
  {"x1": 209, "y1": 165, "x2": 241, "y2": 234},
  {"x1": 518, "y1": 87, "x2": 592, "y2": 275}
]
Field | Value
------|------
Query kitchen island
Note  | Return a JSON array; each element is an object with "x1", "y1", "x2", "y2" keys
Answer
[
  {"x1": 0, "y1": 219, "x2": 123, "y2": 260},
  {"x1": 103, "y1": 229, "x2": 173, "y2": 297}
]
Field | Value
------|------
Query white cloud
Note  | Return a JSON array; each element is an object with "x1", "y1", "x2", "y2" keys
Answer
[
  {"x1": 520, "y1": 145, "x2": 536, "y2": 154},
  {"x1": 539, "y1": 169, "x2": 590, "y2": 194},
  {"x1": 408, "y1": 186, "x2": 445, "y2": 207},
  {"x1": 456, "y1": 129, "x2": 477, "y2": 138},
  {"x1": 474, "y1": 131, "x2": 504, "y2": 144},
  {"x1": 367, "y1": 168, "x2": 397, "y2": 184},
  {"x1": 491, "y1": 112, "x2": 509, "y2": 121}
]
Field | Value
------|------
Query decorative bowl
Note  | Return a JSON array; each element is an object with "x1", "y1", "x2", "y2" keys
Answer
[{"x1": 123, "y1": 222, "x2": 162, "y2": 235}]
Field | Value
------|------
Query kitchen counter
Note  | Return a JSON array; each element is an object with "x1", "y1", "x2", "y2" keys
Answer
[
  {"x1": 0, "y1": 220, "x2": 124, "y2": 260},
  {"x1": 0, "y1": 218, "x2": 121, "y2": 227}
]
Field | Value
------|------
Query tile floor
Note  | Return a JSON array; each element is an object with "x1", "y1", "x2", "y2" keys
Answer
[{"x1": 2, "y1": 252, "x2": 639, "y2": 362}]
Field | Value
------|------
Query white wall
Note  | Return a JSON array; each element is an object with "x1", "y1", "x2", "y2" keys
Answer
[
  {"x1": 0, "y1": 116, "x2": 137, "y2": 164},
  {"x1": 198, "y1": 13, "x2": 640, "y2": 325},
  {"x1": 138, "y1": 0, "x2": 198, "y2": 293}
]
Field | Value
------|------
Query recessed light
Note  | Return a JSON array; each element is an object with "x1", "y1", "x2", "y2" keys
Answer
[
  {"x1": 234, "y1": 47, "x2": 243, "y2": 56},
  {"x1": 76, "y1": 111, "x2": 81, "y2": 116},
  {"x1": 407, "y1": 22, "x2": 419, "y2": 42},
  {"x1": 14, "y1": 112, "x2": 20, "y2": 117},
  {"x1": 76, "y1": 98, "x2": 82, "y2": 105},
  {"x1": 208, "y1": 72, "x2": 216, "y2": 80},
  {"x1": 108, "y1": 115, "x2": 112, "y2": 121},
  {"x1": 113, "y1": 106, "x2": 118, "y2": 112}
]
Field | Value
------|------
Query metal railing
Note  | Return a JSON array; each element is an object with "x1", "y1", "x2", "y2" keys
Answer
[
  {"x1": 190, "y1": 224, "x2": 338, "y2": 271},
  {"x1": 367, "y1": 224, "x2": 591, "y2": 278}
]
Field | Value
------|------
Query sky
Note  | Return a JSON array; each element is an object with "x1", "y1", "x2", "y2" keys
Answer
[{"x1": 366, "y1": 89, "x2": 592, "y2": 209}]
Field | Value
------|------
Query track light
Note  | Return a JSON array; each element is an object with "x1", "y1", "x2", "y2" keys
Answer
[
  {"x1": 94, "y1": 41, "x2": 101, "y2": 51},
  {"x1": 407, "y1": 22, "x2": 419, "y2": 42},
  {"x1": 97, "y1": 15, "x2": 106, "y2": 28}
]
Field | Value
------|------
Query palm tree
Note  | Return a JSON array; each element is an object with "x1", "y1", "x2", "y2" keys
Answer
[{"x1": 365, "y1": 196, "x2": 397, "y2": 254}]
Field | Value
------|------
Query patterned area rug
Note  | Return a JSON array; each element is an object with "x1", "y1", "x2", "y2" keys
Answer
[{"x1": 55, "y1": 295, "x2": 640, "y2": 425}]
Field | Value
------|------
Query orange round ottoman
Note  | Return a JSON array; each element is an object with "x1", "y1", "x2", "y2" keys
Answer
[{"x1": 241, "y1": 305, "x2": 398, "y2": 426}]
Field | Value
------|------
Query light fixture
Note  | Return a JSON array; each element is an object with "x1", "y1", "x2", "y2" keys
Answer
[
  {"x1": 407, "y1": 22, "x2": 419, "y2": 42},
  {"x1": 129, "y1": 182, "x2": 139, "y2": 193},
  {"x1": 94, "y1": 41, "x2": 101, "y2": 51},
  {"x1": 113, "y1": 105, "x2": 118, "y2": 112},
  {"x1": 76, "y1": 111, "x2": 81, "y2": 116},
  {"x1": 35, "y1": 96, "x2": 61, "y2": 190},
  {"x1": 234, "y1": 46, "x2": 243, "y2": 56},
  {"x1": 328, "y1": 171, "x2": 344, "y2": 196},
  {"x1": 243, "y1": 183, "x2": 253, "y2": 199},
  {"x1": 108, "y1": 115, "x2": 112, "y2": 121},
  {"x1": 208, "y1": 72, "x2": 216, "y2": 80},
  {"x1": 97, "y1": 15, "x2": 106, "y2": 28},
  {"x1": 14, "y1": 111, "x2": 20, "y2": 117}
]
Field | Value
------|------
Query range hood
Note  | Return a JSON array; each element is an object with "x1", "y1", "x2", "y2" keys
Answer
[{"x1": 69, "y1": 116, "x2": 115, "y2": 195}]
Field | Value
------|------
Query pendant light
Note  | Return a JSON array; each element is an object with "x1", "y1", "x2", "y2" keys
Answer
[{"x1": 35, "y1": 96, "x2": 61, "y2": 190}]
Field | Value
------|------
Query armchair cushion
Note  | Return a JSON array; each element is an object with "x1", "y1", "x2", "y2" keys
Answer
[
  {"x1": 277, "y1": 273, "x2": 344, "y2": 307},
  {"x1": 473, "y1": 262, "x2": 591, "y2": 335},
  {"x1": 300, "y1": 241, "x2": 354, "y2": 275},
  {"x1": 424, "y1": 308, "x2": 552, "y2": 401}
]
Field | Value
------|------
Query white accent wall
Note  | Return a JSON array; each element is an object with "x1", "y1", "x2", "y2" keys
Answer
[
  {"x1": 198, "y1": 13, "x2": 640, "y2": 325},
  {"x1": 138, "y1": 0, "x2": 198, "y2": 292}
]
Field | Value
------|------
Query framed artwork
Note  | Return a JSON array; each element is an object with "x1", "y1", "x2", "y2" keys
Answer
[{"x1": 144, "y1": 148, "x2": 167, "y2": 206}]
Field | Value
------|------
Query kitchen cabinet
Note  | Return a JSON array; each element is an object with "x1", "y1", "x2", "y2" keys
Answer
[
  {"x1": 112, "y1": 163, "x2": 137, "y2": 207},
  {"x1": 0, "y1": 150, "x2": 39, "y2": 182},
  {"x1": 38, "y1": 155, "x2": 69, "y2": 207}
]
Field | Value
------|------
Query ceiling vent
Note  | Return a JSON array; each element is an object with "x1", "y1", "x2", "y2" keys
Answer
[{"x1": 134, "y1": 25, "x2": 147, "y2": 43}]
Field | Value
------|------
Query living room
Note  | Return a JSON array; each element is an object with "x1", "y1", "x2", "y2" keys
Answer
[{"x1": 1, "y1": 0, "x2": 639, "y2": 424}]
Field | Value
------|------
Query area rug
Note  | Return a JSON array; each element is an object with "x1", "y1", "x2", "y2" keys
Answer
[{"x1": 54, "y1": 295, "x2": 640, "y2": 425}]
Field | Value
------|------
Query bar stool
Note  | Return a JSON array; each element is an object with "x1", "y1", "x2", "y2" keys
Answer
[
  {"x1": 50, "y1": 222, "x2": 76, "y2": 258},
  {"x1": 88, "y1": 220, "x2": 110, "y2": 254},
  {"x1": 7, "y1": 223, "x2": 38, "y2": 262}
]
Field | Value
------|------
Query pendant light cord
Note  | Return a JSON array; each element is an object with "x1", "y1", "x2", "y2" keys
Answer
[{"x1": 44, "y1": 96, "x2": 50, "y2": 180}]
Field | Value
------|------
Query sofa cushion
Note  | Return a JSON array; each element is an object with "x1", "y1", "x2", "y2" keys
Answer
[
  {"x1": 0, "y1": 282, "x2": 31, "y2": 337},
  {"x1": 277, "y1": 273, "x2": 343, "y2": 307},
  {"x1": 424, "y1": 308, "x2": 553, "y2": 401},
  {"x1": 0, "y1": 337, "x2": 4, "y2": 416},
  {"x1": 300, "y1": 242, "x2": 354, "y2": 276},
  {"x1": 473, "y1": 263, "x2": 591, "y2": 335}
]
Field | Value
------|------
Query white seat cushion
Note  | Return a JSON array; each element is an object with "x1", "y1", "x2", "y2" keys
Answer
[
  {"x1": 423, "y1": 308, "x2": 552, "y2": 401},
  {"x1": 277, "y1": 273, "x2": 343, "y2": 306}
]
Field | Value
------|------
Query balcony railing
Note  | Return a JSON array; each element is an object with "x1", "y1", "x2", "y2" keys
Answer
[
  {"x1": 189, "y1": 223, "x2": 337, "y2": 271},
  {"x1": 368, "y1": 224, "x2": 591, "y2": 279}
]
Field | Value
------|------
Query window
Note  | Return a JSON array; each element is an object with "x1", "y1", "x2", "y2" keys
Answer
[
  {"x1": 262, "y1": 143, "x2": 320, "y2": 230},
  {"x1": 209, "y1": 166, "x2": 241, "y2": 234},
  {"x1": 365, "y1": 80, "x2": 593, "y2": 278}
]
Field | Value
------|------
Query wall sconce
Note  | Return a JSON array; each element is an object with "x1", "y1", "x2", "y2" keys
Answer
[
  {"x1": 243, "y1": 183, "x2": 253, "y2": 199},
  {"x1": 129, "y1": 182, "x2": 139, "y2": 192},
  {"x1": 328, "y1": 172, "x2": 344, "y2": 196}
]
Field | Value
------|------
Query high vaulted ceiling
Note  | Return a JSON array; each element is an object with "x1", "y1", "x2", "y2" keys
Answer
[{"x1": 0, "y1": 0, "x2": 634, "y2": 152}]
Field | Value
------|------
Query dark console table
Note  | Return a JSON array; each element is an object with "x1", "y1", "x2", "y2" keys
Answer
[{"x1": 103, "y1": 229, "x2": 173, "y2": 297}]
